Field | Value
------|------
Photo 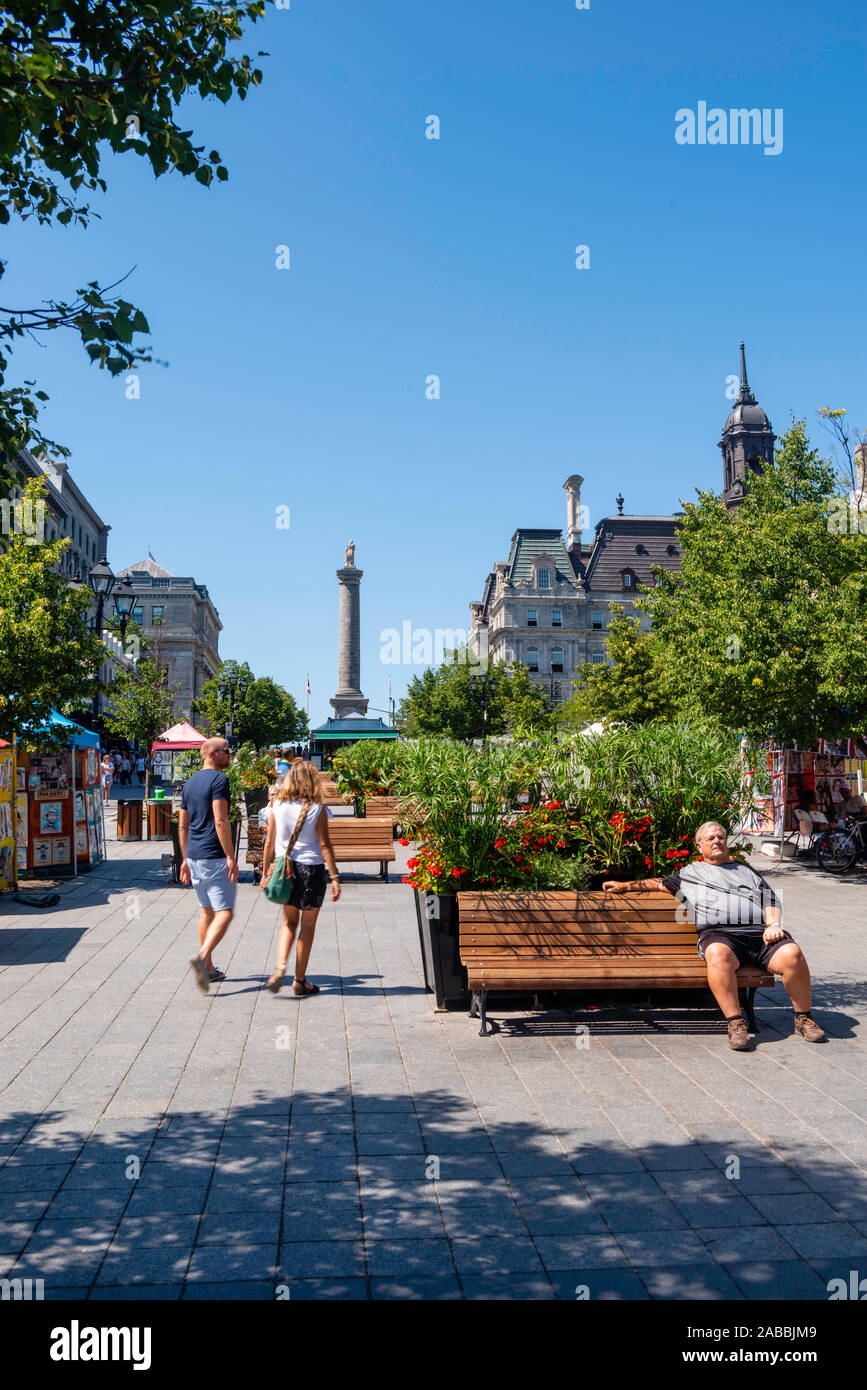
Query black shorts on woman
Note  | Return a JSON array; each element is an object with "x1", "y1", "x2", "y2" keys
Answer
[{"x1": 288, "y1": 862, "x2": 327, "y2": 910}]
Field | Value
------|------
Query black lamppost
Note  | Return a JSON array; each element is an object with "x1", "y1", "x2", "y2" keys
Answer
[
  {"x1": 470, "y1": 672, "x2": 499, "y2": 746},
  {"x1": 84, "y1": 559, "x2": 118, "y2": 735},
  {"x1": 112, "y1": 576, "x2": 136, "y2": 646},
  {"x1": 218, "y1": 669, "x2": 249, "y2": 749}
]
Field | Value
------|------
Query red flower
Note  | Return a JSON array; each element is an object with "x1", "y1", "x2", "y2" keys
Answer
[
  {"x1": 398, "y1": 837, "x2": 410, "y2": 846},
  {"x1": 451, "y1": 867, "x2": 466, "y2": 877},
  {"x1": 407, "y1": 857, "x2": 419, "y2": 869},
  {"x1": 556, "y1": 840, "x2": 566, "y2": 849},
  {"x1": 644, "y1": 856, "x2": 653, "y2": 869},
  {"x1": 494, "y1": 838, "x2": 505, "y2": 848}
]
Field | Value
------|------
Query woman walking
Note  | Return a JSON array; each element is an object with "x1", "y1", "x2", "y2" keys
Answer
[
  {"x1": 100, "y1": 752, "x2": 114, "y2": 804},
  {"x1": 261, "y1": 761, "x2": 340, "y2": 994}
]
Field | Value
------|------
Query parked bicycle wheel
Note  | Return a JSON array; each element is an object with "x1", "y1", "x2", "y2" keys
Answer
[{"x1": 816, "y1": 829, "x2": 858, "y2": 874}]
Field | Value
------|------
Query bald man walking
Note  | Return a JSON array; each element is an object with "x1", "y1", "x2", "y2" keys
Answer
[
  {"x1": 603, "y1": 821, "x2": 825, "y2": 1051},
  {"x1": 179, "y1": 737, "x2": 239, "y2": 991}
]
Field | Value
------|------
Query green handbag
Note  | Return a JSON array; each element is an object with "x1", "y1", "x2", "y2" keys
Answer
[{"x1": 264, "y1": 800, "x2": 311, "y2": 904}]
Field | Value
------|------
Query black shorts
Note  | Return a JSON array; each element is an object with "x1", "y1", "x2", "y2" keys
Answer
[
  {"x1": 697, "y1": 929, "x2": 797, "y2": 972},
  {"x1": 288, "y1": 862, "x2": 327, "y2": 911}
]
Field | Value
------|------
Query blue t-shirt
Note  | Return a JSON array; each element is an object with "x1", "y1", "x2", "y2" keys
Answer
[{"x1": 181, "y1": 769, "x2": 232, "y2": 859}]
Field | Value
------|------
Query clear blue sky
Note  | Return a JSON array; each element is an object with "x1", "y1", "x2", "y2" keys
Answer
[{"x1": 5, "y1": 0, "x2": 866, "y2": 724}]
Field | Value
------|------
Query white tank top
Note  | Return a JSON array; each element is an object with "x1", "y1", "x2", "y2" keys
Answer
[{"x1": 272, "y1": 800, "x2": 328, "y2": 865}]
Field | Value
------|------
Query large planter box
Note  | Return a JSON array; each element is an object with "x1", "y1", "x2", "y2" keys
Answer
[
  {"x1": 244, "y1": 788, "x2": 268, "y2": 816},
  {"x1": 413, "y1": 889, "x2": 469, "y2": 1008}
]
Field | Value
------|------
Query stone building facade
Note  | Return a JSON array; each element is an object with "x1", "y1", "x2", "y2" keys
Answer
[
  {"x1": 116, "y1": 557, "x2": 222, "y2": 721},
  {"x1": 470, "y1": 345, "x2": 775, "y2": 703}
]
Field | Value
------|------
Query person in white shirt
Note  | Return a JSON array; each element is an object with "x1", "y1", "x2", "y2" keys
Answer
[{"x1": 261, "y1": 762, "x2": 339, "y2": 995}]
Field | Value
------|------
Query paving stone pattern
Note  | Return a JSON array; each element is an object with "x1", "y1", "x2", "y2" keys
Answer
[{"x1": 1, "y1": 809, "x2": 866, "y2": 1300}]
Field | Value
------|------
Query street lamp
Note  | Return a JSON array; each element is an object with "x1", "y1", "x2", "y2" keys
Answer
[
  {"x1": 218, "y1": 669, "x2": 249, "y2": 749},
  {"x1": 112, "y1": 577, "x2": 136, "y2": 646},
  {"x1": 85, "y1": 557, "x2": 118, "y2": 735},
  {"x1": 470, "y1": 672, "x2": 499, "y2": 746}
]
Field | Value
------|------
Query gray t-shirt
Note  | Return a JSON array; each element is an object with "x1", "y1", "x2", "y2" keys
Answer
[{"x1": 662, "y1": 860, "x2": 778, "y2": 935}]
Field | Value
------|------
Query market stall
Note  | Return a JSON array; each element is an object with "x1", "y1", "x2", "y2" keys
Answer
[
  {"x1": 17, "y1": 713, "x2": 104, "y2": 878},
  {"x1": 0, "y1": 738, "x2": 15, "y2": 890},
  {"x1": 150, "y1": 720, "x2": 206, "y2": 786}
]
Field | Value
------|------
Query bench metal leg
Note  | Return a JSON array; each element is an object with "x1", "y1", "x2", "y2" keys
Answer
[
  {"x1": 470, "y1": 990, "x2": 489, "y2": 1036},
  {"x1": 740, "y1": 987, "x2": 759, "y2": 1034},
  {"x1": 380, "y1": 860, "x2": 388, "y2": 881}
]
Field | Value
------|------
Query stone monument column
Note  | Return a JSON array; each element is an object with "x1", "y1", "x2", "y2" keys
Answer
[{"x1": 330, "y1": 543, "x2": 369, "y2": 718}]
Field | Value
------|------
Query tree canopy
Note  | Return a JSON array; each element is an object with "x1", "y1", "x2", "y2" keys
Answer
[
  {"x1": 398, "y1": 655, "x2": 554, "y2": 740},
  {"x1": 558, "y1": 607, "x2": 681, "y2": 729},
  {"x1": 0, "y1": 476, "x2": 105, "y2": 736},
  {"x1": 197, "y1": 658, "x2": 307, "y2": 749},
  {"x1": 643, "y1": 419, "x2": 867, "y2": 745}
]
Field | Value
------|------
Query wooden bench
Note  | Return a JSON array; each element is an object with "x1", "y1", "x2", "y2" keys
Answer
[
  {"x1": 318, "y1": 777, "x2": 354, "y2": 809},
  {"x1": 245, "y1": 817, "x2": 267, "y2": 883},
  {"x1": 456, "y1": 890, "x2": 774, "y2": 1037},
  {"x1": 327, "y1": 817, "x2": 395, "y2": 880},
  {"x1": 365, "y1": 796, "x2": 401, "y2": 835}
]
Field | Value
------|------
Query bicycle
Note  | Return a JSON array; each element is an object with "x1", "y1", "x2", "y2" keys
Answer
[{"x1": 816, "y1": 815, "x2": 867, "y2": 874}]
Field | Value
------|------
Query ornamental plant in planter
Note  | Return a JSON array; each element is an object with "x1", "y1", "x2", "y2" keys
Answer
[{"x1": 390, "y1": 726, "x2": 757, "y2": 1005}]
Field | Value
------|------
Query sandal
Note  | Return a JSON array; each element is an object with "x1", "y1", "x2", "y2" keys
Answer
[
  {"x1": 266, "y1": 968, "x2": 285, "y2": 994},
  {"x1": 293, "y1": 977, "x2": 320, "y2": 996}
]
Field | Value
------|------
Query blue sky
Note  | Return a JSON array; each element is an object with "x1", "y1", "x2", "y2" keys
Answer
[{"x1": 5, "y1": 0, "x2": 866, "y2": 724}]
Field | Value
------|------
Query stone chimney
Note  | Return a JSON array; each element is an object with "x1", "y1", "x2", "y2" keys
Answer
[
  {"x1": 855, "y1": 443, "x2": 867, "y2": 517},
  {"x1": 564, "y1": 475, "x2": 584, "y2": 550}
]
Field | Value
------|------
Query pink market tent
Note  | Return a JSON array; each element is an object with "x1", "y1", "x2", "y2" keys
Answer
[{"x1": 151, "y1": 721, "x2": 207, "y2": 753}]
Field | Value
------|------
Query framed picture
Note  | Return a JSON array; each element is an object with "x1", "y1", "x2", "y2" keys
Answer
[
  {"x1": 74, "y1": 790, "x2": 86, "y2": 821},
  {"x1": 15, "y1": 793, "x2": 27, "y2": 845},
  {"x1": 16, "y1": 845, "x2": 27, "y2": 872},
  {"x1": 39, "y1": 801, "x2": 64, "y2": 835},
  {"x1": 75, "y1": 825, "x2": 90, "y2": 858},
  {"x1": 16, "y1": 766, "x2": 26, "y2": 791},
  {"x1": 52, "y1": 837, "x2": 71, "y2": 865},
  {"x1": 29, "y1": 752, "x2": 68, "y2": 790},
  {"x1": 33, "y1": 838, "x2": 52, "y2": 866}
]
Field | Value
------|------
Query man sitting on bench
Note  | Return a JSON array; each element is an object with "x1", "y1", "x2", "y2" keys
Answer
[{"x1": 602, "y1": 821, "x2": 826, "y2": 1051}]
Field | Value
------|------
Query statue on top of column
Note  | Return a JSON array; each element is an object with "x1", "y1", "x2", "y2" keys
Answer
[{"x1": 344, "y1": 539, "x2": 356, "y2": 568}]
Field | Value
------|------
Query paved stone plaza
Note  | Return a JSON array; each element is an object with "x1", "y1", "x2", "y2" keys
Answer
[{"x1": 1, "y1": 809, "x2": 866, "y2": 1301}]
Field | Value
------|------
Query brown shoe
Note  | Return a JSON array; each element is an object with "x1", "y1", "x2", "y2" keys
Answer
[
  {"x1": 727, "y1": 1016, "x2": 752, "y2": 1051},
  {"x1": 794, "y1": 1013, "x2": 826, "y2": 1042}
]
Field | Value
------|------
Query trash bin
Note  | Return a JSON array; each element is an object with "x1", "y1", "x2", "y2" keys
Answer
[
  {"x1": 146, "y1": 799, "x2": 173, "y2": 841},
  {"x1": 117, "y1": 799, "x2": 143, "y2": 841}
]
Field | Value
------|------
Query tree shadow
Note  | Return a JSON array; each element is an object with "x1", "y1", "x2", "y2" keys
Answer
[{"x1": 1, "y1": 1087, "x2": 865, "y2": 1302}]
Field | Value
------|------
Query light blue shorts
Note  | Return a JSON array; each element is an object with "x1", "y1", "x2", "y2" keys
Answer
[{"x1": 188, "y1": 858, "x2": 237, "y2": 912}]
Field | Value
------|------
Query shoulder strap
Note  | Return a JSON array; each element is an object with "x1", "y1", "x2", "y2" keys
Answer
[{"x1": 285, "y1": 799, "x2": 312, "y2": 856}]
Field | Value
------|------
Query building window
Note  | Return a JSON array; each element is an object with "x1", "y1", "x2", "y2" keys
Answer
[
  {"x1": 591, "y1": 651, "x2": 605, "y2": 664},
  {"x1": 551, "y1": 645, "x2": 564, "y2": 673},
  {"x1": 132, "y1": 606, "x2": 143, "y2": 625},
  {"x1": 527, "y1": 609, "x2": 538, "y2": 627},
  {"x1": 527, "y1": 646, "x2": 539, "y2": 672},
  {"x1": 623, "y1": 573, "x2": 633, "y2": 589},
  {"x1": 152, "y1": 606, "x2": 164, "y2": 625},
  {"x1": 592, "y1": 612, "x2": 603, "y2": 630},
  {"x1": 552, "y1": 609, "x2": 562, "y2": 626},
  {"x1": 537, "y1": 569, "x2": 551, "y2": 590}
]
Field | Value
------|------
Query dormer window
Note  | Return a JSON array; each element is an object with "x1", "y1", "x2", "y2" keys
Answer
[
  {"x1": 537, "y1": 569, "x2": 551, "y2": 591},
  {"x1": 621, "y1": 571, "x2": 636, "y2": 590},
  {"x1": 666, "y1": 544, "x2": 678, "y2": 556},
  {"x1": 634, "y1": 543, "x2": 648, "y2": 555}
]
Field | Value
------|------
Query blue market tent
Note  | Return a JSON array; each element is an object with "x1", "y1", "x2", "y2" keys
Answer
[{"x1": 23, "y1": 710, "x2": 100, "y2": 748}]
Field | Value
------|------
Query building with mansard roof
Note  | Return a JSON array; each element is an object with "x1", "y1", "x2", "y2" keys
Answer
[
  {"x1": 116, "y1": 556, "x2": 222, "y2": 722},
  {"x1": 469, "y1": 345, "x2": 775, "y2": 704}
]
